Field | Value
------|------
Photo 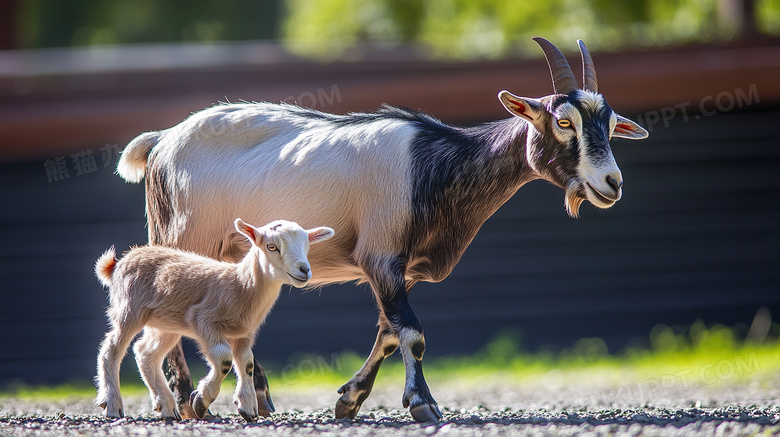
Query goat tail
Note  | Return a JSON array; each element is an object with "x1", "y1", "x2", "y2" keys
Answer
[
  {"x1": 117, "y1": 131, "x2": 160, "y2": 183},
  {"x1": 95, "y1": 246, "x2": 117, "y2": 288}
]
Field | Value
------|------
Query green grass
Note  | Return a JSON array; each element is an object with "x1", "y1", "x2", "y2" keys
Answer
[
  {"x1": 4, "y1": 320, "x2": 779, "y2": 399},
  {"x1": 419, "y1": 321, "x2": 780, "y2": 389},
  {"x1": 267, "y1": 320, "x2": 780, "y2": 392}
]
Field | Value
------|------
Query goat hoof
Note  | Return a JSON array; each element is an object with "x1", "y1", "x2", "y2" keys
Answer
[
  {"x1": 159, "y1": 406, "x2": 181, "y2": 421},
  {"x1": 256, "y1": 388, "x2": 275, "y2": 415},
  {"x1": 334, "y1": 397, "x2": 359, "y2": 420},
  {"x1": 189, "y1": 391, "x2": 208, "y2": 419},
  {"x1": 176, "y1": 401, "x2": 198, "y2": 420},
  {"x1": 409, "y1": 402, "x2": 442, "y2": 423},
  {"x1": 105, "y1": 408, "x2": 124, "y2": 419},
  {"x1": 238, "y1": 408, "x2": 258, "y2": 423}
]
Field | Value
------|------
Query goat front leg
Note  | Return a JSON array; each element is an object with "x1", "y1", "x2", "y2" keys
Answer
[
  {"x1": 230, "y1": 338, "x2": 259, "y2": 422},
  {"x1": 190, "y1": 341, "x2": 233, "y2": 419},
  {"x1": 336, "y1": 255, "x2": 442, "y2": 422},
  {"x1": 335, "y1": 318, "x2": 398, "y2": 419},
  {"x1": 396, "y1": 321, "x2": 441, "y2": 422}
]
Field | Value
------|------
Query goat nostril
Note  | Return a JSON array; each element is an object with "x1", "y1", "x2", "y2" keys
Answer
[
  {"x1": 606, "y1": 175, "x2": 623, "y2": 191},
  {"x1": 299, "y1": 266, "x2": 310, "y2": 277}
]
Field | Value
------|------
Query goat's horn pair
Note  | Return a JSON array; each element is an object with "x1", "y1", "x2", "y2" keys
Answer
[{"x1": 533, "y1": 37, "x2": 598, "y2": 94}]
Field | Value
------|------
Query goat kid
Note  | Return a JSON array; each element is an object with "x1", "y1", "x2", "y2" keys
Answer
[
  {"x1": 94, "y1": 219, "x2": 334, "y2": 421},
  {"x1": 116, "y1": 38, "x2": 648, "y2": 422}
]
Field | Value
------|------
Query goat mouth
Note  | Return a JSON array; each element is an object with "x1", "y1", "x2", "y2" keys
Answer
[
  {"x1": 585, "y1": 183, "x2": 619, "y2": 205},
  {"x1": 287, "y1": 272, "x2": 309, "y2": 283}
]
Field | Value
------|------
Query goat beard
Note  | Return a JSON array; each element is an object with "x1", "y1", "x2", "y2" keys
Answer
[{"x1": 565, "y1": 184, "x2": 586, "y2": 219}]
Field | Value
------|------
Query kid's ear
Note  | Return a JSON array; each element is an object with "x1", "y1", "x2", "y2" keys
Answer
[
  {"x1": 234, "y1": 218, "x2": 261, "y2": 245},
  {"x1": 498, "y1": 90, "x2": 545, "y2": 129},
  {"x1": 613, "y1": 114, "x2": 649, "y2": 139},
  {"x1": 307, "y1": 226, "x2": 335, "y2": 244}
]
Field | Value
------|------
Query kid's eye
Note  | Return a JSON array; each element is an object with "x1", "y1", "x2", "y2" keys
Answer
[
  {"x1": 557, "y1": 119, "x2": 572, "y2": 129},
  {"x1": 266, "y1": 244, "x2": 278, "y2": 252}
]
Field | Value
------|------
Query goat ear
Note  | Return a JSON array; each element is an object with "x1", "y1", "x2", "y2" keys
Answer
[
  {"x1": 234, "y1": 218, "x2": 261, "y2": 245},
  {"x1": 306, "y1": 227, "x2": 335, "y2": 244},
  {"x1": 613, "y1": 114, "x2": 649, "y2": 139},
  {"x1": 498, "y1": 91, "x2": 544, "y2": 127}
]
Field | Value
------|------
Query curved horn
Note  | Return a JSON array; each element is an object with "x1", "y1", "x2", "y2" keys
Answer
[
  {"x1": 533, "y1": 36, "x2": 578, "y2": 95},
  {"x1": 578, "y1": 39, "x2": 598, "y2": 93}
]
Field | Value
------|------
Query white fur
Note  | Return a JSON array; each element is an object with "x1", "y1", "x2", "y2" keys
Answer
[{"x1": 119, "y1": 103, "x2": 416, "y2": 284}]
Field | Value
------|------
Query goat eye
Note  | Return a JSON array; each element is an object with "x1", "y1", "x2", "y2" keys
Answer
[
  {"x1": 557, "y1": 119, "x2": 572, "y2": 129},
  {"x1": 266, "y1": 244, "x2": 278, "y2": 252}
]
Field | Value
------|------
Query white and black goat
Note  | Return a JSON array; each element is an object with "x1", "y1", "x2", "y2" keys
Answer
[
  {"x1": 115, "y1": 38, "x2": 648, "y2": 422},
  {"x1": 94, "y1": 219, "x2": 334, "y2": 421}
]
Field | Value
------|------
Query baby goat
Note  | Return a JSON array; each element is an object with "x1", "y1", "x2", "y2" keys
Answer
[{"x1": 94, "y1": 219, "x2": 334, "y2": 422}]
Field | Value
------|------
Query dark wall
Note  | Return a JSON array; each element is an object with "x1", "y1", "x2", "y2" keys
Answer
[{"x1": 1, "y1": 107, "x2": 778, "y2": 386}]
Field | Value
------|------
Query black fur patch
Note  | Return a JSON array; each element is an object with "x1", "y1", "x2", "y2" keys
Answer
[
  {"x1": 411, "y1": 340, "x2": 425, "y2": 361},
  {"x1": 145, "y1": 157, "x2": 174, "y2": 246},
  {"x1": 404, "y1": 115, "x2": 532, "y2": 282},
  {"x1": 364, "y1": 255, "x2": 423, "y2": 332},
  {"x1": 557, "y1": 93, "x2": 615, "y2": 166}
]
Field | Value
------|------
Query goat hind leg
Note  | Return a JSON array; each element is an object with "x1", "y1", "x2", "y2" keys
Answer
[
  {"x1": 164, "y1": 341, "x2": 199, "y2": 419},
  {"x1": 96, "y1": 322, "x2": 142, "y2": 418},
  {"x1": 252, "y1": 359, "x2": 274, "y2": 416}
]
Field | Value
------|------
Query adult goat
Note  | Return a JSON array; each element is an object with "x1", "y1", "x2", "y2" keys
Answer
[{"x1": 116, "y1": 37, "x2": 648, "y2": 422}]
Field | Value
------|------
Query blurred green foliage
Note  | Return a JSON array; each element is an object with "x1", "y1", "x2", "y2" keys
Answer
[
  {"x1": 283, "y1": 0, "x2": 780, "y2": 59},
  {"x1": 15, "y1": 0, "x2": 780, "y2": 57},
  {"x1": 17, "y1": 0, "x2": 283, "y2": 49},
  {"x1": 758, "y1": 0, "x2": 780, "y2": 33}
]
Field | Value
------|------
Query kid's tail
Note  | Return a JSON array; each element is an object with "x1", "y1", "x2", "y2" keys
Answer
[{"x1": 95, "y1": 246, "x2": 117, "y2": 288}]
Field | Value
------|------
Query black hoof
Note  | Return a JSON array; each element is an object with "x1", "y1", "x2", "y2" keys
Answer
[
  {"x1": 410, "y1": 402, "x2": 442, "y2": 423},
  {"x1": 189, "y1": 391, "x2": 208, "y2": 419},
  {"x1": 238, "y1": 409, "x2": 257, "y2": 423},
  {"x1": 256, "y1": 389, "x2": 275, "y2": 416},
  {"x1": 334, "y1": 397, "x2": 359, "y2": 420}
]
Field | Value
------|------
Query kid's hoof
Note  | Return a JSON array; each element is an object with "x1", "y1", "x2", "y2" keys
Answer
[
  {"x1": 189, "y1": 391, "x2": 208, "y2": 419},
  {"x1": 238, "y1": 409, "x2": 258, "y2": 423},
  {"x1": 410, "y1": 402, "x2": 442, "y2": 423},
  {"x1": 105, "y1": 408, "x2": 124, "y2": 419},
  {"x1": 160, "y1": 408, "x2": 182, "y2": 421}
]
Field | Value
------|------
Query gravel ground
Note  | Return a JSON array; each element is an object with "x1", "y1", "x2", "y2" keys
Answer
[{"x1": 2, "y1": 369, "x2": 780, "y2": 436}]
